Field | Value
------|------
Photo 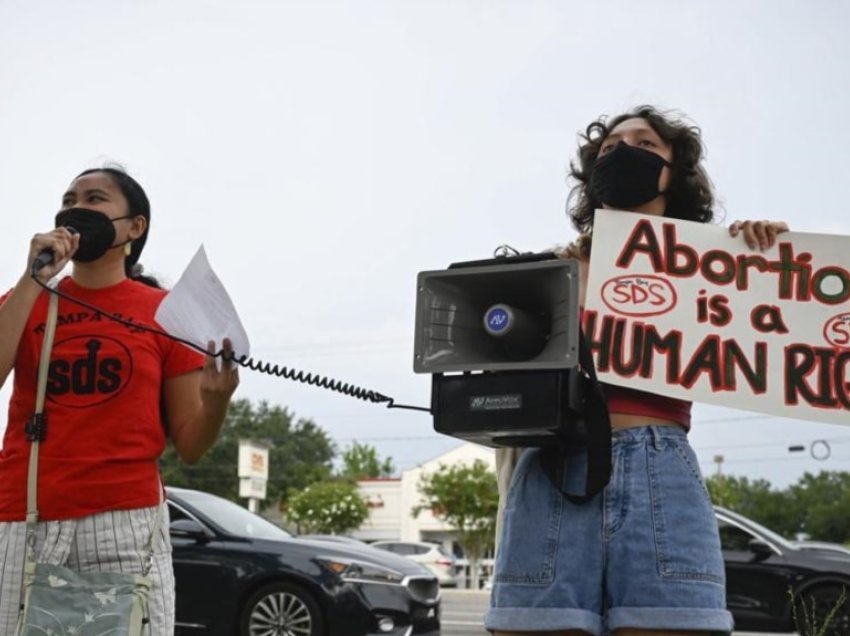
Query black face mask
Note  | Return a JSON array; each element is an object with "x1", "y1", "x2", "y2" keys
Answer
[
  {"x1": 54, "y1": 207, "x2": 132, "y2": 263},
  {"x1": 590, "y1": 141, "x2": 673, "y2": 209}
]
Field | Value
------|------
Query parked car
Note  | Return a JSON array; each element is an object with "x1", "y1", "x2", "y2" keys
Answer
[
  {"x1": 792, "y1": 540, "x2": 850, "y2": 559},
  {"x1": 716, "y1": 506, "x2": 850, "y2": 634},
  {"x1": 453, "y1": 557, "x2": 495, "y2": 589},
  {"x1": 167, "y1": 487, "x2": 440, "y2": 636},
  {"x1": 297, "y1": 534, "x2": 371, "y2": 547},
  {"x1": 371, "y1": 541, "x2": 457, "y2": 587}
]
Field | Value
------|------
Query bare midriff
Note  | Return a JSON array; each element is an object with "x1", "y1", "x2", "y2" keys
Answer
[{"x1": 610, "y1": 412, "x2": 683, "y2": 430}]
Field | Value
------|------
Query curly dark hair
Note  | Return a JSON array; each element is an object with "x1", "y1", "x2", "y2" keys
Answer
[{"x1": 566, "y1": 106, "x2": 714, "y2": 258}]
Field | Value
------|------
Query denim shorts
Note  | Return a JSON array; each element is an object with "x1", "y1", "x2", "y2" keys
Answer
[{"x1": 485, "y1": 425, "x2": 734, "y2": 635}]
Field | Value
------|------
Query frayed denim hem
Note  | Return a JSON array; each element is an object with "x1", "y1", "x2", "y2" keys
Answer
[
  {"x1": 484, "y1": 606, "x2": 602, "y2": 635},
  {"x1": 607, "y1": 606, "x2": 734, "y2": 633}
]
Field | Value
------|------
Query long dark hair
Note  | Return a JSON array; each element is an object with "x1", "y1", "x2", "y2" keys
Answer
[
  {"x1": 567, "y1": 106, "x2": 715, "y2": 258},
  {"x1": 75, "y1": 166, "x2": 161, "y2": 288}
]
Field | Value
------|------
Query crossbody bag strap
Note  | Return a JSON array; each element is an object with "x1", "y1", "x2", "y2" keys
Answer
[
  {"x1": 141, "y1": 485, "x2": 165, "y2": 577},
  {"x1": 24, "y1": 291, "x2": 59, "y2": 569},
  {"x1": 539, "y1": 326, "x2": 612, "y2": 504},
  {"x1": 568, "y1": 326, "x2": 612, "y2": 503}
]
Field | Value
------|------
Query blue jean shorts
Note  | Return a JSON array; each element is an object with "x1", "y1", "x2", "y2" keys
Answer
[{"x1": 485, "y1": 425, "x2": 734, "y2": 635}]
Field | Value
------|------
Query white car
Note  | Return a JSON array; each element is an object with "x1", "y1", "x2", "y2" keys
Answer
[{"x1": 371, "y1": 541, "x2": 457, "y2": 587}]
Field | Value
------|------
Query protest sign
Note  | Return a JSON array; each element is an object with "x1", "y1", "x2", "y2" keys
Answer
[{"x1": 585, "y1": 210, "x2": 850, "y2": 425}]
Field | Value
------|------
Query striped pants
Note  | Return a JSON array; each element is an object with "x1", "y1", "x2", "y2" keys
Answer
[{"x1": 0, "y1": 504, "x2": 175, "y2": 635}]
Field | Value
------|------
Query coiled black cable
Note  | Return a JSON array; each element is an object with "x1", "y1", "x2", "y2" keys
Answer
[
  {"x1": 29, "y1": 273, "x2": 431, "y2": 413},
  {"x1": 232, "y1": 356, "x2": 428, "y2": 410}
]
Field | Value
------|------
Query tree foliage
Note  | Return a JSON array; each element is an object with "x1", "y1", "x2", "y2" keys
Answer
[
  {"x1": 286, "y1": 480, "x2": 369, "y2": 534},
  {"x1": 159, "y1": 398, "x2": 335, "y2": 509},
  {"x1": 413, "y1": 459, "x2": 498, "y2": 587},
  {"x1": 706, "y1": 475, "x2": 798, "y2": 536},
  {"x1": 705, "y1": 471, "x2": 850, "y2": 544},
  {"x1": 339, "y1": 441, "x2": 395, "y2": 480},
  {"x1": 788, "y1": 472, "x2": 850, "y2": 544}
]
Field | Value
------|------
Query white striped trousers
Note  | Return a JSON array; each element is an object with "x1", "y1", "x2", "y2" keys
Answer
[{"x1": 0, "y1": 504, "x2": 175, "y2": 635}]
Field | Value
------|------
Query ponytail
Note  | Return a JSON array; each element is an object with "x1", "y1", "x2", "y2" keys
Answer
[{"x1": 125, "y1": 261, "x2": 162, "y2": 289}]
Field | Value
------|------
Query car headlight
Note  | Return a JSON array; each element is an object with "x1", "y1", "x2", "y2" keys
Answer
[{"x1": 317, "y1": 557, "x2": 405, "y2": 585}]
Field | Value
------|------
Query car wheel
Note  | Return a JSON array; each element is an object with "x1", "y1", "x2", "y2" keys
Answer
[
  {"x1": 239, "y1": 582, "x2": 324, "y2": 636},
  {"x1": 794, "y1": 585, "x2": 850, "y2": 636}
]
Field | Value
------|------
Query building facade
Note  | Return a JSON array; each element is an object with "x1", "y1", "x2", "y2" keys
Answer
[{"x1": 353, "y1": 442, "x2": 495, "y2": 550}]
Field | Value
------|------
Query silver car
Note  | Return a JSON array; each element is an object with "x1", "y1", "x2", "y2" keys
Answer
[{"x1": 371, "y1": 540, "x2": 457, "y2": 587}]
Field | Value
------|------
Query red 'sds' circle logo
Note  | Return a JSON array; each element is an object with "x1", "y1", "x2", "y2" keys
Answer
[
  {"x1": 47, "y1": 335, "x2": 134, "y2": 408},
  {"x1": 823, "y1": 312, "x2": 850, "y2": 349},
  {"x1": 601, "y1": 275, "x2": 677, "y2": 317}
]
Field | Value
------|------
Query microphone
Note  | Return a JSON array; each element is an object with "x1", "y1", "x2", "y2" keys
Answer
[{"x1": 31, "y1": 227, "x2": 78, "y2": 276}]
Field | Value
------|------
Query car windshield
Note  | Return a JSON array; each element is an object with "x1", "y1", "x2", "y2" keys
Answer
[
  {"x1": 718, "y1": 508, "x2": 795, "y2": 550},
  {"x1": 175, "y1": 490, "x2": 293, "y2": 541}
]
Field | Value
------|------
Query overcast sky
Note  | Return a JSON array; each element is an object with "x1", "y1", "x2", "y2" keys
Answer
[{"x1": 2, "y1": 0, "x2": 848, "y2": 488}]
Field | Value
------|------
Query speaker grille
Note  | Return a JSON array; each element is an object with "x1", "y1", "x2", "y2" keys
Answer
[{"x1": 414, "y1": 259, "x2": 580, "y2": 373}]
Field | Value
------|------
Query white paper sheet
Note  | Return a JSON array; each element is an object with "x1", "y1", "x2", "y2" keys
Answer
[{"x1": 155, "y1": 245, "x2": 250, "y2": 362}]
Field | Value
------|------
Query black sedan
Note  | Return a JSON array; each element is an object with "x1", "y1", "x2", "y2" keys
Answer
[
  {"x1": 717, "y1": 506, "x2": 850, "y2": 634},
  {"x1": 166, "y1": 487, "x2": 441, "y2": 636}
]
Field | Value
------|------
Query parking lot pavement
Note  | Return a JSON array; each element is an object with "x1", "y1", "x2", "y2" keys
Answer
[
  {"x1": 439, "y1": 589, "x2": 797, "y2": 636},
  {"x1": 440, "y1": 589, "x2": 489, "y2": 636}
]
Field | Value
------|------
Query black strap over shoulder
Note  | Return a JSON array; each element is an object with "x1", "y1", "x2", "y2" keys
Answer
[{"x1": 539, "y1": 328, "x2": 611, "y2": 504}]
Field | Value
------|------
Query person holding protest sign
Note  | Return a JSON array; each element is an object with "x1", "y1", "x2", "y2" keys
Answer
[
  {"x1": 486, "y1": 106, "x2": 788, "y2": 636},
  {"x1": 0, "y1": 166, "x2": 240, "y2": 634}
]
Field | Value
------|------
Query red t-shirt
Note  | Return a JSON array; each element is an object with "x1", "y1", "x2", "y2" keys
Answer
[{"x1": 0, "y1": 277, "x2": 204, "y2": 521}]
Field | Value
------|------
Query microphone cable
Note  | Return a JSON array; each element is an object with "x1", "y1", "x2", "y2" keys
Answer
[{"x1": 28, "y1": 272, "x2": 431, "y2": 413}]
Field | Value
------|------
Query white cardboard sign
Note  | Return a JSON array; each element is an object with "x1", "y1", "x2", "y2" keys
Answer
[{"x1": 585, "y1": 210, "x2": 850, "y2": 426}]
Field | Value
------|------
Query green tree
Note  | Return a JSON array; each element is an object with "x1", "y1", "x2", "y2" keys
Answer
[
  {"x1": 788, "y1": 471, "x2": 850, "y2": 544},
  {"x1": 339, "y1": 441, "x2": 395, "y2": 480},
  {"x1": 706, "y1": 474, "x2": 800, "y2": 538},
  {"x1": 286, "y1": 481, "x2": 369, "y2": 534},
  {"x1": 159, "y1": 398, "x2": 335, "y2": 509},
  {"x1": 413, "y1": 459, "x2": 498, "y2": 589}
]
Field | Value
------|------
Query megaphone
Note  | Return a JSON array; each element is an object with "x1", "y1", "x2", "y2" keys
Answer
[
  {"x1": 413, "y1": 255, "x2": 580, "y2": 373},
  {"x1": 413, "y1": 252, "x2": 588, "y2": 448}
]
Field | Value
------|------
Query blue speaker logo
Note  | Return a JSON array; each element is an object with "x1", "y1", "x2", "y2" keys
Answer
[{"x1": 484, "y1": 306, "x2": 512, "y2": 335}]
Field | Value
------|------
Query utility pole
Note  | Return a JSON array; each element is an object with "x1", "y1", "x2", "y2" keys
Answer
[{"x1": 713, "y1": 454, "x2": 724, "y2": 478}]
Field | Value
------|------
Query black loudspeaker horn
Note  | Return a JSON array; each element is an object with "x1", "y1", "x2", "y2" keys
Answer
[
  {"x1": 413, "y1": 252, "x2": 611, "y2": 503},
  {"x1": 413, "y1": 256, "x2": 580, "y2": 373}
]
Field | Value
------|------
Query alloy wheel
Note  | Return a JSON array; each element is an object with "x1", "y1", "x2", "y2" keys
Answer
[{"x1": 248, "y1": 590, "x2": 314, "y2": 636}]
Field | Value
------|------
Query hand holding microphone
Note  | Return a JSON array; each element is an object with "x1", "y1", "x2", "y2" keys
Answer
[{"x1": 29, "y1": 227, "x2": 79, "y2": 280}]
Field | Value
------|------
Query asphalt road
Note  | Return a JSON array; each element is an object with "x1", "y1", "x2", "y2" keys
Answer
[
  {"x1": 441, "y1": 589, "x2": 490, "y2": 636},
  {"x1": 439, "y1": 589, "x2": 796, "y2": 636}
]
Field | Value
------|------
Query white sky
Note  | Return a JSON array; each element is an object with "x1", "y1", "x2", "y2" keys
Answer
[{"x1": 1, "y1": 0, "x2": 848, "y2": 487}]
